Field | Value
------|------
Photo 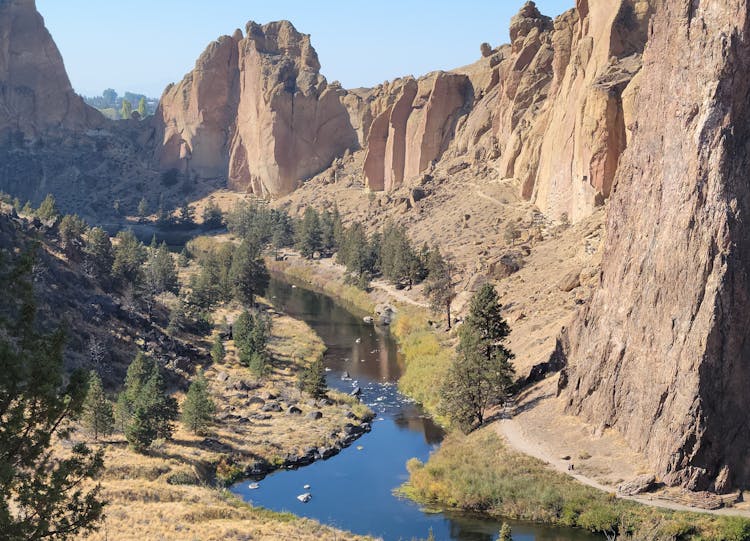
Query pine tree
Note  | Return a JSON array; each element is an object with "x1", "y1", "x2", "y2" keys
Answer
[
  {"x1": 82, "y1": 371, "x2": 114, "y2": 441},
  {"x1": 211, "y1": 333, "x2": 225, "y2": 364},
  {"x1": 438, "y1": 285, "x2": 515, "y2": 432},
  {"x1": 181, "y1": 371, "x2": 216, "y2": 434},
  {"x1": 121, "y1": 355, "x2": 178, "y2": 451},
  {"x1": 424, "y1": 248, "x2": 456, "y2": 329},
  {"x1": 111, "y1": 230, "x2": 146, "y2": 286},
  {"x1": 144, "y1": 242, "x2": 179, "y2": 295},
  {"x1": 137, "y1": 198, "x2": 148, "y2": 219},
  {"x1": 296, "y1": 207, "x2": 323, "y2": 258},
  {"x1": 84, "y1": 227, "x2": 114, "y2": 282},
  {"x1": 58, "y1": 214, "x2": 88, "y2": 258},
  {"x1": 234, "y1": 310, "x2": 271, "y2": 376},
  {"x1": 230, "y1": 239, "x2": 269, "y2": 306},
  {"x1": 0, "y1": 248, "x2": 104, "y2": 537},
  {"x1": 36, "y1": 193, "x2": 58, "y2": 220},
  {"x1": 298, "y1": 357, "x2": 327, "y2": 398}
]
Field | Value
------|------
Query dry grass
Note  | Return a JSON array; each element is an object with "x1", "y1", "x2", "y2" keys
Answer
[{"x1": 66, "y1": 306, "x2": 373, "y2": 540}]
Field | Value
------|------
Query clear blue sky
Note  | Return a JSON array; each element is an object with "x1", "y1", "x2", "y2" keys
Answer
[{"x1": 36, "y1": 0, "x2": 573, "y2": 98}]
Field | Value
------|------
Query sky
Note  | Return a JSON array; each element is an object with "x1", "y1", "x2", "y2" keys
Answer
[{"x1": 36, "y1": 0, "x2": 574, "y2": 99}]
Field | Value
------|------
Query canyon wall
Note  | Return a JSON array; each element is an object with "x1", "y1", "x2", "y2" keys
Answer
[
  {"x1": 155, "y1": 21, "x2": 358, "y2": 198},
  {"x1": 561, "y1": 0, "x2": 750, "y2": 492},
  {"x1": 0, "y1": 0, "x2": 102, "y2": 136}
]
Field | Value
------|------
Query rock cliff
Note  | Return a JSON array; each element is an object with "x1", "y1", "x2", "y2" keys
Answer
[
  {"x1": 561, "y1": 0, "x2": 750, "y2": 493},
  {"x1": 155, "y1": 21, "x2": 358, "y2": 197},
  {"x1": 0, "y1": 0, "x2": 102, "y2": 135}
]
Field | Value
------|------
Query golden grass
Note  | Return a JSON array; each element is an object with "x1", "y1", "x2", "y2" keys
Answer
[
  {"x1": 267, "y1": 258, "x2": 377, "y2": 314},
  {"x1": 67, "y1": 306, "x2": 372, "y2": 540},
  {"x1": 403, "y1": 428, "x2": 750, "y2": 541}
]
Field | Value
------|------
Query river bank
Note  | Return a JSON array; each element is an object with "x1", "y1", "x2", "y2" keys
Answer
[
  {"x1": 266, "y1": 254, "x2": 750, "y2": 540},
  {"x1": 70, "y1": 291, "x2": 373, "y2": 541}
]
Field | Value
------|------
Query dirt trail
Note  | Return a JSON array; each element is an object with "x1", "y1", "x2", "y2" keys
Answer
[{"x1": 495, "y1": 417, "x2": 750, "y2": 517}]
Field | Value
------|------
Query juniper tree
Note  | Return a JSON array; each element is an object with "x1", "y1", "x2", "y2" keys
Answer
[
  {"x1": 111, "y1": 230, "x2": 146, "y2": 286},
  {"x1": 84, "y1": 227, "x2": 113, "y2": 282},
  {"x1": 36, "y1": 193, "x2": 58, "y2": 221}
]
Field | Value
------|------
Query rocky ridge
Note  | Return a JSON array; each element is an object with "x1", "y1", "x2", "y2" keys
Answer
[{"x1": 155, "y1": 20, "x2": 358, "y2": 198}]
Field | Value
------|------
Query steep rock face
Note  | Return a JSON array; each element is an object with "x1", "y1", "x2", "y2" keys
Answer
[
  {"x1": 155, "y1": 33, "x2": 240, "y2": 179},
  {"x1": 562, "y1": 0, "x2": 750, "y2": 492},
  {"x1": 453, "y1": 0, "x2": 651, "y2": 221},
  {"x1": 362, "y1": 71, "x2": 470, "y2": 191},
  {"x1": 156, "y1": 21, "x2": 358, "y2": 197},
  {"x1": 0, "y1": 0, "x2": 101, "y2": 135}
]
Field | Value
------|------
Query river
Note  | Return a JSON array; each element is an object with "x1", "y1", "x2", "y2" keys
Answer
[{"x1": 230, "y1": 278, "x2": 599, "y2": 541}]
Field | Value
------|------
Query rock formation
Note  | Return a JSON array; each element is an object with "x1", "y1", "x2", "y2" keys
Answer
[
  {"x1": 561, "y1": 0, "x2": 750, "y2": 493},
  {"x1": 361, "y1": 72, "x2": 470, "y2": 192},
  {"x1": 155, "y1": 21, "x2": 358, "y2": 197},
  {"x1": 0, "y1": 0, "x2": 102, "y2": 136},
  {"x1": 449, "y1": 0, "x2": 652, "y2": 221}
]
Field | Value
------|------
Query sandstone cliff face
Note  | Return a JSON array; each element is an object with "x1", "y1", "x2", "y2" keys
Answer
[
  {"x1": 156, "y1": 21, "x2": 358, "y2": 197},
  {"x1": 0, "y1": 0, "x2": 101, "y2": 135},
  {"x1": 561, "y1": 0, "x2": 750, "y2": 492}
]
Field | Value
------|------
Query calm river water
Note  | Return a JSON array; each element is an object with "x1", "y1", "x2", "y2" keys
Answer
[{"x1": 231, "y1": 278, "x2": 599, "y2": 541}]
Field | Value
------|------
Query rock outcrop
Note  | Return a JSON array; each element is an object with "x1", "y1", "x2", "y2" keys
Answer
[
  {"x1": 362, "y1": 72, "x2": 470, "y2": 191},
  {"x1": 450, "y1": 0, "x2": 652, "y2": 221},
  {"x1": 561, "y1": 0, "x2": 750, "y2": 493},
  {"x1": 155, "y1": 21, "x2": 358, "y2": 197},
  {"x1": 0, "y1": 0, "x2": 102, "y2": 135}
]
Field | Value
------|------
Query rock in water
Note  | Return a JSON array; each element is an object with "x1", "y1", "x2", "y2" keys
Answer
[
  {"x1": 248, "y1": 482, "x2": 260, "y2": 490},
  {"x1": 296, "y1": 493, "x2": 312, "y2": 503}
]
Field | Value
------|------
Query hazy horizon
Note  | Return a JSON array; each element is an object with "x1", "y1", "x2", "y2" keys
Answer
[{"x1": 37, "y1": 0, "x2": 573, "y2": 98}]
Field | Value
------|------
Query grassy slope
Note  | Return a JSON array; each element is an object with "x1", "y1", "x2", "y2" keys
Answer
[{"x1": 70, "y1": 304, "x2": 373, "y2": 540}]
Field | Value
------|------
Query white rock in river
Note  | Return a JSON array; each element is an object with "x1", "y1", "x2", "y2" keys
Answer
[
  {"x1": 248, "y1": 482, "x2": 260, "y2": 490},
  {"x1": 297, "y1": 493, "x2": 312, "y2": 503},
  {"x1": 303, "y1": 484, "x2": 311, "y2": 490}
]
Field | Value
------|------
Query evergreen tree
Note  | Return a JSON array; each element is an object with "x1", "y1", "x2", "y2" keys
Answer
[
  {"x1": 229, "y1": 239, "x2": 269, "y2": 306},
  {"x1": 296, "y1": 207, "x2": 323, "y2": 258},
  {"x1": 111, "y1": 230, "x2": 146, "y2": 286},
  {"x1": 320, "y1": 209, "x2": 336, "y2": 255},
  {"x1": 298, "y1": 357, "x2": 327, "y2": 399},
  {"x1": 0, "y1": 248, "x2": 104, "y2": 538},
  {"x1": 331, "y1": 204, "x2": 344, "y2": 249},
  {"x1": 36, "y1": 193, "x2": 58, "y2": 221},
  {"x1": 84, "y1": 227, "x2": 114, "y2": 282},
  {"x1": 178, "y1": 247, "x2": 190, "y2": 267},
  {"x1": 465, "y1": 283, "x2": 512, "y2": 363},
  {"x1": 201, "y1": 200, "x2": 224, "y2": 229},
  {"x1": 121, "y1": 354, "x2": 178, "y2": 451},
  {"x1": 234, "y1": 310, "x2": 271, "y2": 376},
  {"x1": 181, "y1": 371, "x2": 216, "y2": 434},
  {"x1": 82, "y1": 371, "x2": 114, "y2": 441},
  {"x1": 144, "y1": 242, "x2": 179, "y2": 295},
  {"x1": 438, "y1": 286, "x2": 515, "y2": 432},
  {"x1": 211, "y1": 333, "x2": 225, "y2": 364},
  {"x1": 424, "y1": 248, "x2": 456, "y2": 329},
  {"x1": 137, "y1": 97, "x2": 147, "y2": 117},
  {"x1": 59, "y1": 214, "x2": 88, "y2": 259},
  {"x1": 137, "y1": 198, "x2": 149, "y2": 219}
]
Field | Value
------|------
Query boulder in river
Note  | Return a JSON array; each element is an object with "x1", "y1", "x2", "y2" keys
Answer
[{"x1": 297, "y1": 493, "x2": 312, "y2": 503}]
